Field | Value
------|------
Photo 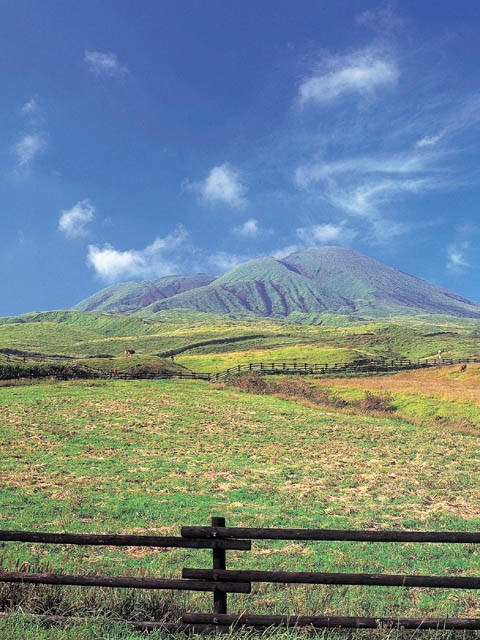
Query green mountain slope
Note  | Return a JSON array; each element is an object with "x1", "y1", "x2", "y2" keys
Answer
[
  {"x1": 73, "y1": 274, "x2": 213, "y2": 314},
  {"x1": 281, "y1": 247, "x2": 479, "y2": 317},
  {"x1": 144, "y1": 257, "x2": 355, "y2": 316},
  {"x1": 74, "y1": 246, "x2": 480, "y2": 320}
]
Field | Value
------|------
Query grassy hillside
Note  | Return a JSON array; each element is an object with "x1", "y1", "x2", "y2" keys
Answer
[
  {"x1": 74, "y1": 274, "x2": 213, "y2": 314},
  {"x1": 0, "y1": 377, "x2": 479, "y2": 638},
  {"x1": 0, "y1": 311, "x2": 479, "y2": 379}
]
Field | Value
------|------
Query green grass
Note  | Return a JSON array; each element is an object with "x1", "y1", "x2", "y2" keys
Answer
[
  {"x1": 1, "y1": 310, "x2": 479, "y2": 366},
  {"x1": 0, "y1": 310, "x2": 479, "y2": 637},
  {"x1": 178, "y1": 345, "x2": 360, "y2": 373},
  {"x1": 0, "y1": 378, "x2": 479, "y2": 639}
]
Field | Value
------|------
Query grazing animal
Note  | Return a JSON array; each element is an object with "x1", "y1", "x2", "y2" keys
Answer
[
  {"x1": 110, "y1": 368, "x2": 118, "y2": 377},
  {"x1": 460, "y1": 363, "x2": 467, "y2": 372},
  {"x1": 124, "y1": 349, "x2": 135, "y2": 357}
]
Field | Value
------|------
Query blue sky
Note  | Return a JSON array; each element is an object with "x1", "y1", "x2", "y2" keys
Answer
[{"x1": 2, "y1": 1, "x2": 480, "y2": 316}]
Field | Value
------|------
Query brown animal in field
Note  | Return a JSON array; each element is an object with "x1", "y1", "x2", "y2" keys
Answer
[
  {"x1": 110, "y1": 368, "x2": 118, "y2": 377},
  {"x1": 460, "y1": 363, "x2": 467, "y2": 372},
  {"x1": 124, "y1": 349, "x2": 135, "y2": 357}
]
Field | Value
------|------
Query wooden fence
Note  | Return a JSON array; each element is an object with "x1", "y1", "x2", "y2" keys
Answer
[
  {"x1": 1, "y1": 517, "x2": 479, "y2": 631},
  {"x1": 211, "y1": 356, "x2": 479, "y2": 381}
]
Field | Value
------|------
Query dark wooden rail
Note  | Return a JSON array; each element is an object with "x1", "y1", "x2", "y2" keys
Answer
[
  {"x1": 0, "y1": 529, "x2": 249, "y2": 549},
  {"x1": 0, "y1": 524, "x2": 250, "y2": 599},
  {"x1": 182, "y1": 525, "x2": 480, "y2": 543},
  {"x1": 183, "y1": 568, "x2": 480, "y2": 590},
  {"x1": 181, "y1": 520, "x2": 480, "y2": 632},
  {"x1": 1, "y1": 519, "x2": 479, "y2": 632},
  {"x1": 182, "y1": 613, "x2": 480, "y2": 631}
]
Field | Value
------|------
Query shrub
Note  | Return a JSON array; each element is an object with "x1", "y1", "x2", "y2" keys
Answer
[
  {"x1": 271, "y1": 377, "x2": 316, "y2": 400},
  {"x1": 362, "y1": 391, "x2": 396, "y2": 412},
  {"x1": 228, "y1": 372, "x2": 269, "y2": 394}
]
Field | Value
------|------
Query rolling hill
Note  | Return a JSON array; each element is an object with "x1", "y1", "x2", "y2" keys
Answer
[
  {"x1": 74, "y1": 246, "x2": 480, "y2": 320},
  {"x1": 74, "y1": 273, "x2": 214, "y2": 314}
]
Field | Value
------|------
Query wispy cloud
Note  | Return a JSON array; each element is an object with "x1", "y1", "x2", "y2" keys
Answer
[
  {"x1": 12, "y1": 133, "x2": 47, "y2": 169},
  {"x1": 21, "y1": 95, "x2": 39, "y2": 117},
  {"x1": 186, "y1": 163, "x2": 248, "y2": 208},
  {"x1": 10, "y1": 96, "x2": 48, "y2": 174},
  {"x1": 446, "y1": 242, "x2": 470, "y2": 272},
  {"x1": 299, "y1": 48, "x2": 399, "y2": 106},
  {"x1": 415, "y1": 135, "x2": 442, "y2": 149},
  {"x1": 84, "y1": 50, "x2": 129, "y2": 77},
  {"x1": 58, "y1": 200, "x2": 95, "y2": 239},
  {"x1": 87, "y1": 226, "x2": 189, "y2": 282},
  {"x1": 295, "y1": 151, "x2": 433, "y2": 227}
]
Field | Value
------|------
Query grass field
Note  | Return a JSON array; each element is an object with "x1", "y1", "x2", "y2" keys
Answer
[
  {"x1": 0, "y1": 375, "x2": 479, "y2": 638},
  {"x1": 309, "y1": 363, "x2": 480, "y2": 431},
  {"x1": 0, "y1": 310, "x2": 479, "y2": 637}
]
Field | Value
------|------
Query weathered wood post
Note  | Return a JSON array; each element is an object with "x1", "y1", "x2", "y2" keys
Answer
[{"x1": 211, "y1": 516, "x2": 227, "y2": 616}]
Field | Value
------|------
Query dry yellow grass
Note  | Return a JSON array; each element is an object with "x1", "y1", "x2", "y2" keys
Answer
[{"x1": 315, "y1": 364, "x2": 480, "y2": 405}]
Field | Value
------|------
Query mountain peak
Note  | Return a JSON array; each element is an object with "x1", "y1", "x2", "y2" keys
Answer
[{"x1": 74, "y1": 247, "x2": 480, "y2": 320}]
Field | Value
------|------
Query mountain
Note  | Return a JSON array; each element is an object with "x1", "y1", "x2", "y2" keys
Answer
[
  {"x1": 74, "y1": 246, "x2": 480, "y2": 320},
  {"x1": 74, "y1": 273, "x2": 214, "y2": 314}
]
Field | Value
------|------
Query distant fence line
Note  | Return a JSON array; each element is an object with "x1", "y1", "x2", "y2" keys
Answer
[
  {"x1": 207, "y1": 356, "x2": 480, "y2": 382},
  {"x1": 1, "y1": 517, "x2": 480, "y2": 631},
  {"x1": 1, "y1": 356, "x2": 478, "y2": 384},
  {"x1": 123, "y1": 356, "x2": 479, "y2": 381}
]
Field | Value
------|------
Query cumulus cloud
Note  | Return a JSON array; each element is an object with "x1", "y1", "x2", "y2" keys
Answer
[
  {"x1": 187, "y1": 163, "x2": 248, "y2": 208},
  {"x1": 296, "y1": 222, "x2": 357, "y2": 245},
  {"x1": 87, "y1": 226, "x2": 189, "y2": 282},
  {"x1": 12, "y1": 133, "x2": 47, "y2": 169},
  {"x1": 58, "y1": 200, "x2": 95, "y2": 239},
  {"x1": 299, "y1": 48, "x2": 399, "y2": 106},
  {"x1": 233, "y1": 218, "x2": 259, "y2": 237},
  {"x1": 85, "y1": 50, "x2": 129, "y2": 77}
]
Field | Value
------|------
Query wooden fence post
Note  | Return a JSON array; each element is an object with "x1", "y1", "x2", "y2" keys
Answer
[{"x1": 212, "y1": 516, "x2": 227, "y2": 616}]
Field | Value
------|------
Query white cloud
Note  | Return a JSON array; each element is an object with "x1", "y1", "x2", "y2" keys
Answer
[
  {"x1": 58, "y1": 200, "x2": 95, "y2": 239},
  {"x1": 295, "y1": 154, "x2": 428, "y2": 189},
  {"x1": 415, "y1": 135, "x2": 442, "y2": 149},
  {"x1": 234, "y1": 218, "x2": 259, "y2": 237},
  {"x1": 446, "y1": 242, "x2": 470, "y2": 272},
  {"x1": 295, "y1": 152, "x2": 433, "y2": 229},
  {"x1": 332, "y1": 178, "x2": 429, "y2": 217},
  {"x1": 87, "y1": 226, "x2": 189, "y2": 282},
  {"x1": 370, "y1": 218, "x2": 409, "y2": 243},
  {"x1": 85, "y1": 50, "x2": 129, "y2": 77},
  {"x1": 188, "y1": 163, "x2": 248, "y2": 208},
  {"x1": 299, "y1": 49, "x2": 399, "y2": 106},
  {"x1": 206, "y1": 251, "x2": 245, "y2": 273},
  {"x1": 21, "y1": 96, "x2": 39, "y2": 117},
  {"x1": 296, "y1": 223, "x2": 357, "y2": 245},
  {"x1": 12, "y1": 133, "x2": 47, "y2": 169},
  {"x1": 271, "y1": 244, "x2": 302, "y2": 259}
]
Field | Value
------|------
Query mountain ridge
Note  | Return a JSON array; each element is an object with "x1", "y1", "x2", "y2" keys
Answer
[{"x1": 73, "y1": 246, "x2": 480, "y2": 320}]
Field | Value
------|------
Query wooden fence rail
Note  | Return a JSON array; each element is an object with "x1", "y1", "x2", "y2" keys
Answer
[
  {"x1": 0, "y1": 518, "x2": 479, "y2": 632},
  {"x1": 211, "y1": 356, "x2": 480, "y2": 381}
]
